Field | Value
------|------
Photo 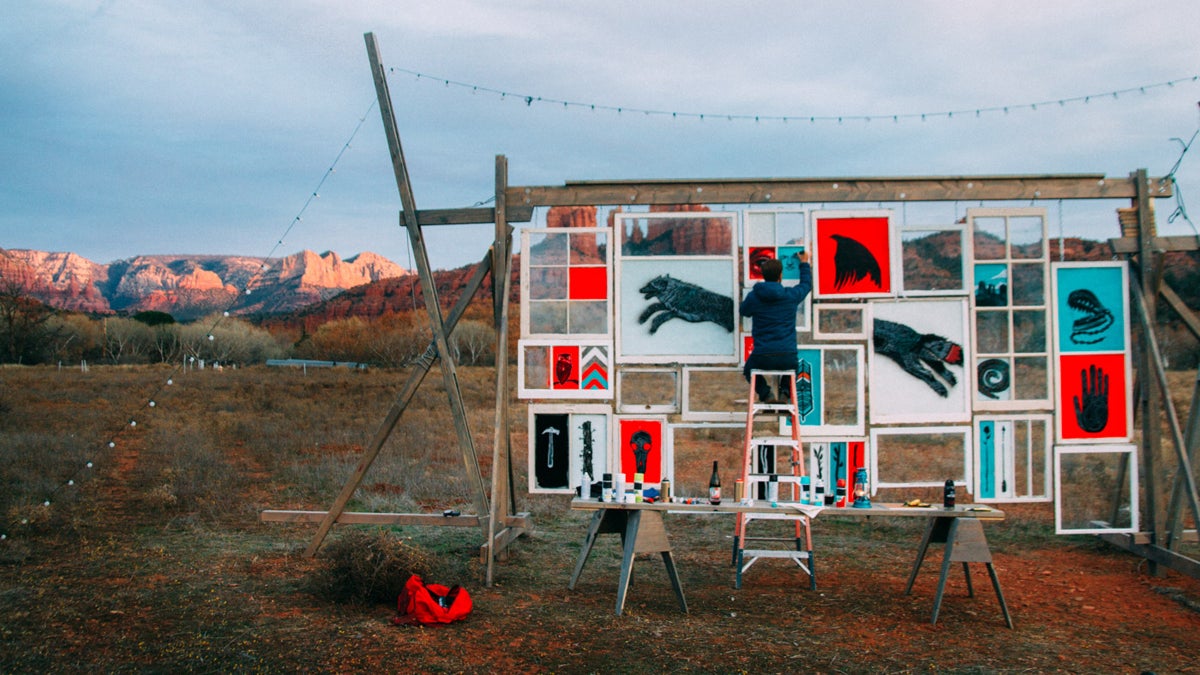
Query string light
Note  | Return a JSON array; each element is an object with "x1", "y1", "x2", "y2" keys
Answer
[
  {"x1": 388, "y1": 65, "x2": 1199, "y2": 125},
  {"x1": 1, "y1": 96, "x2": 381, "y2": 545}
]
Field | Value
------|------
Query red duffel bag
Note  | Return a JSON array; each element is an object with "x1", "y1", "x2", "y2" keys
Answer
[{"x1": 392, "y1": 574, "x2": 472, "y2": 626}]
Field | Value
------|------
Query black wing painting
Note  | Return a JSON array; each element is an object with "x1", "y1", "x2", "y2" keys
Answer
[{"x1": 830, "y1": 234, "x2": 882, "y2": 290}]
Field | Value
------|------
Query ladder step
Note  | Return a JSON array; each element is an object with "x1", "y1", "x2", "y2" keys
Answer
[
  {"x1": 750, "y1": 436, "x2": 800, "y2": 446},
  {"x1": 743, "y1": 536, "x2": 806, "y2": 543},
  {"x1": 740, "y1": 549, "x2": 812, "y2": 560},
  {"x1": 752, "y1": 403, "x2": 797, "y2": 412}
]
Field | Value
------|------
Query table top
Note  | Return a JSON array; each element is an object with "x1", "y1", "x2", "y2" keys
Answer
[{"x1": 569, "y1": 498, "x2": 1005, "y2": 521}]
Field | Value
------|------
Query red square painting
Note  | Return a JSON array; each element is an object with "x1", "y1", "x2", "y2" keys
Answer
[
  {"x1": 747, "y1": 247, "x2": 776, "y2": 281},
  {"x1": 814, "y1": 215, "x2": 892, "y2": 296},
  {"x1": 619, "y1": 418, "x2": 663, "y2": 484},
  {"x1": 550, "y1": 345, "x2": 580, "y2": 390},
  {"x1": 568, "y1": 266, "x2": 607, "y2": 300},
  {"x1": 1059, "y1": 353, "x2": 1128, "y2": 440}
]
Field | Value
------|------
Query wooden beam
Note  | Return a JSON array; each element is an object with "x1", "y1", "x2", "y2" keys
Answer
[
  {"x1": 1109, "y1": 235, "x2": 1200, "y2": 254},
  {"x1": 1159, "y1": 283, "x2": 1200, "y2": 342},
  {"x1": 366, "y1": 33, "x2": 491, "y2": 540},
  {"x1": 265, "y1": 510, "x2": 481, "y2": 528},
  {"x1": 1129, "y1": 529, "x2": 1198, "y2": 545},
  {"x1": 1135, "y1": 169, "x2": 1165, "y2": 571},
  {"x1": 406, "y1": 206, "x2": 534, "y2": 226},
  {"x1": 507, "y1": 174, "x2": 1172, "y2": 208},
  {"x1": 1097, "y1": 533, "x2": 1200, "y2": 579},
  {"x1": 487, "y1": 154, "x2": 516, "y2": 586}
]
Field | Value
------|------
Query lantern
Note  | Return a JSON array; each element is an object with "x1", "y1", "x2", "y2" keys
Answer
[{"x1": 852, "y1": 467, "x2": 871, "y2": 508}]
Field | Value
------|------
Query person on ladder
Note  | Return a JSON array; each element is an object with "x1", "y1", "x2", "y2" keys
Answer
[{"x1": 740, "y1": 251, "x2": 812, "y2": 403}]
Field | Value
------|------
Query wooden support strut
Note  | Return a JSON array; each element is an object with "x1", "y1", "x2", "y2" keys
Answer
[
  {"x1": 300, "y1": 248, "x2": 495, "y2": 557},
  {"x1": 365, "y1": 32, "x2": 490, "y2": 535}
]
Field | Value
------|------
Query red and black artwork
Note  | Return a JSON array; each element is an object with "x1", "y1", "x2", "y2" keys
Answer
[
  {"x1": 618, "y1": 418, "x2": 663, "y2": 484},
  {"x1": 1059, "y1": 353, "x2": 1127, "y2": 440},
  {"x1": 814, "y1": 214, "x2": 893, "y2": 297}
]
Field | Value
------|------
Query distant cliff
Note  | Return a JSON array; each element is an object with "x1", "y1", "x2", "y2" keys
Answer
[{"x1": 1, "y1": 248, "x2": 410, "y2": 321}]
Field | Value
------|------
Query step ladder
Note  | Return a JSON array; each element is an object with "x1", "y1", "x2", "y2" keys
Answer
[{"x1": 733, "y1": 369, "x2": 815, "y2": 590}]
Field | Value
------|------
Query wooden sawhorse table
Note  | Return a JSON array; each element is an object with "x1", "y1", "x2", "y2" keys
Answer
[
  {"x1": 567, "y1": 507, "x2": 687, "y2": 616},
  {"x1": 903, "y1": 514, "x2": 1014, "y2": 628}
]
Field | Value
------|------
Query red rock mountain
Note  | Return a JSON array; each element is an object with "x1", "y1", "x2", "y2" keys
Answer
[{"x1": 1, "y1": 248, "x2": 410, "y2": 320}]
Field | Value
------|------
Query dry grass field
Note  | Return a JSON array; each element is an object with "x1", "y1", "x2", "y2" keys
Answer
[{"x1": 2, "y1": 364, "x2": 1199, "y2": 673}]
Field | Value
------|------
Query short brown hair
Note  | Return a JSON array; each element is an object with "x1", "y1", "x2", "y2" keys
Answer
[{"x1": 759, "y1": 258, "x2": 782, "y2": 281}]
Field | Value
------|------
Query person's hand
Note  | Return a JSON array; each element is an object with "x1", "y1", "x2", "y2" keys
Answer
[{"x1": 796, "y1": 250, "x2": 810, "y2": 264}]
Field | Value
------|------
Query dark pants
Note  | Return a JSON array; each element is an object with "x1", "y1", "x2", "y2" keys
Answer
[{"x1": 743, "y1": 351, "x2": 799, "y2": 401}]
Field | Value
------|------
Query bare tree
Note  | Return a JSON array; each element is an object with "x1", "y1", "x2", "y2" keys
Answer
[{"x1": 0, "y1": 268, "x2": 52, "y2": 363}]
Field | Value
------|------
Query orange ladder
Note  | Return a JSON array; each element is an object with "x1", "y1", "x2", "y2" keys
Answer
[{"x1": 733, "y1": 369, "x2": 814, "y2": 589}]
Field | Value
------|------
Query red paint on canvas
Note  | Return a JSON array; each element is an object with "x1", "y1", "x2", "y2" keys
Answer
[
  {"x1": 568, "y1": 266, "x2": 607, "y2": 300},
  {"x1": 550, "y1": 345, "x2": 580, "y2": 390},
  {"x1": 815, "y1": 216, "x2": 891, "y2": 295},
  {"x1": 619, "y1": 419, "x2": 663, "y2": 484}
]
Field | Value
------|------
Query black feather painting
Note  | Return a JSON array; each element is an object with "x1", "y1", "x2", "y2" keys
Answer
[{"x1": 830, "y1": 234, "x2": 882, "y2": 291}]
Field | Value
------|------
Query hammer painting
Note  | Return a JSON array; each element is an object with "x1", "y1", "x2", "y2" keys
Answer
[{"x1": 527, "y1": 405, "x2": 610, "y2": 495}]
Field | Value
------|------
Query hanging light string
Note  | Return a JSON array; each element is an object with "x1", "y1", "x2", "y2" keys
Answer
[
  {"x1": 388, "y1": 66, "x2": 1199, "y2": 124},
  {"x1": 1, "y1": 98, "x2": 379, "y2": 544}
]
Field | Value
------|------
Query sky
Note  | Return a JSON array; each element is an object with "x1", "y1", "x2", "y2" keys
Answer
[{"x1": 2, "y1": 1, "x2": 1199, "y2": 272}]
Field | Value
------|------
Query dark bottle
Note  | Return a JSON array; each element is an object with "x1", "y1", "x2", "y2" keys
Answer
[
  {"x1": 709, "y1": 461, "x2": 722, "y2": 505},
  {"x1": 943, "y1": 479, "x2": 956, "y2": 509}
]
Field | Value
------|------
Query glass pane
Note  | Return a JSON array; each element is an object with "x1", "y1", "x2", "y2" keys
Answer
[
  {"x1": 818, "y1": 307, "x2": 865, "y2": 336},
  {"x1": 568, "y1": 301, "x2": 608, "y2": 334},
  {"x1": 776, "y1": 212, "x2": 807, "y2": 246},
  {"x1": 876, "y1": 432, "x2": 965, "y2": 485},
  {"x1": 1011, "y1": 263, "x2": 1045, "y2": 306},
  {"x1": 528, "y1": 267, "x2": 567, "y2": 300},
  {"x1": 975, "y1": 310, "x2": 1010, "y2": 354},
  {"x1": 1013, "y1": 356, "x2": 1049, "y2": 401},
  {"x1": 1013, "y1": 310, "x2": 1046, "y2": 353},
  {"x1": 622, "y1": 215, "x2": 735, "y2": 256},
  {"x1": 976, "y1": 357, "x2": 1012, "y2": 401},
  {"x1": 904, "y1": 230, "x2": 964, "y2": 292},
  {"x1": 1010, "y1": 216, "x2": 1045, "y2": 259},
  {"x1": 528, "y1": 231, "x2": 568, "y2": 265},
  {"x1": 745, "y1": 212, "x2": 776, "y2": 247},
  {"x1": 973, "y1": 216, "x2": 1007, "y2": 260},
  {"x1": 528, "y1": 302, "x2": 568, "y2": 334},
  {"x1": 823, "y1": 349, "x2": 860, "y2": 426},
  {"x1": 523, "y1": 345, "x2": 550, "y2": 388},
  {"x1": 620, "y1": 370, "x2": 678, "y2": 410},
  {"x1": 1012, "y1": 418, "x2": 1048, "y2": 498},
  {"x1": 569, "y1": 231, "x2": 607, "y2": 265},
  {"x1": 686, "y1": 368, "x2": 745, "y2": 416},
  {"x1": 1058, "y1": 451, "x2": 1135, "y2": 530}
]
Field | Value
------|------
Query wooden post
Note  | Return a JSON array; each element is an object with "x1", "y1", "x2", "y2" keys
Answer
[
  {"x1": 1134, "y1": 169, "x2": 1164, "y2": 571},
  {"x1": 365, "y1": 32, "x2": 490, "y2": 532},
  {"x1": 487, "y1": 155, "x2": 517, "y2": 585}
]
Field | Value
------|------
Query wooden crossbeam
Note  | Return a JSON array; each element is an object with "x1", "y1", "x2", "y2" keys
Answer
[
  {"x1": 404, "y1": 205, "x2": 534, "y2": 226},
  {"x1": 507, "y1": 173, "x2": 1172, "y2": 207}
]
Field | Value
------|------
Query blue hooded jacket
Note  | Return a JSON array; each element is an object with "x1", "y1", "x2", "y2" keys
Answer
[{"x1": 739, "y1": 263, "x2": 812, "y2": 354}]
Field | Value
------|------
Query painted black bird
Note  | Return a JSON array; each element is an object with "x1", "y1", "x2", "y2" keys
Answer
[{"x1": 830, "y1": 234, "x2": 882, "y2": 290}]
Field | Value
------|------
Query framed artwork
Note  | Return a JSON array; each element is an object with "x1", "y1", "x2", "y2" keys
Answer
[
  {"x1": 681, "y1": 366, "x2": 747, "y2": 422},
  {"x1": 527, "y1": 404, "x2": 610, "y2": 495},
  {"x1": 778, "y1": 344, "x2": 866, "y2": 437},
  {"x1": 806, "y1": 438, "x2": 868, "y2": 507},
  {"x1": 520, "y1": 227, "x2": 612, "y2": 338},
  {"x1": 974, "y1": 414, "x2": 1053, "y2": 503},
  {"x1": 966, "y1": 207, "x2": 1052, "y2": 412},
  {"x1": 811, "y1": 210, "x2": 896, "y2": 299},
  {"x1": 812, "y1": 303, "x2": 870, "y2": 341},
  {"x1": 616, "y1": 416, "x2": 668, "y2": 486},
  {"x1": 615, "y1": 212, "x2": 738, "y2": 364},
  {"x1": 742, "y1": 209, "x2": 811, "y2": 332},
  {"x1": 1051, "y1": 262, "x2": 1132, "y2": 443},
  {"x1": 869, "y1": 298, "x2": 971, "y2": 424},
  {"x1": 517, "y1": 339, "x2": 612, "y2": 400},
  {"x1": 666, "y1": 423, "x2": 743, "y2": 499},
  {"x1": 870, "y1": 426, "x2": 972, "y2": 496},
  {"x1": 899, "y1": 224, "x2": 967, "y2": 296},
  {"x1": 1054, "y1": 444, "x2": 1138, "y2": 535},
  {"x1": 616, "y1": 367, "x2": 680, "y2": 414},
  {"x1": 1056, "y1": 353, "x2": 1130, "y2": 442}
]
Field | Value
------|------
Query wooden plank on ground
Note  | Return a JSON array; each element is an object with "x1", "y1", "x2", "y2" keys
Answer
[
  {"x1": 1098, "y1": 532, "x2": 1200, "y2": 579},
  {"x1": 263, "y1": 510, "x2": 481, "y2": 527}
]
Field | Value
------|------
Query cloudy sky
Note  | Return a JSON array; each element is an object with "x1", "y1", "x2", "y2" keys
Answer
[{"x1": 2, "y1": 1, "x2": 1199, "y2": 271}]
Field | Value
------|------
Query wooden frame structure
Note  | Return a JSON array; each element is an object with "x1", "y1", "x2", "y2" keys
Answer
[{"x1": 265, "y1": 32, "x2": 1199, "y2": 583}]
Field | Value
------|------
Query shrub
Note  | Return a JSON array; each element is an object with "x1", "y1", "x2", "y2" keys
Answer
[{"x1": 306, "y1": 529, "x2": 438, "y2": 605}]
